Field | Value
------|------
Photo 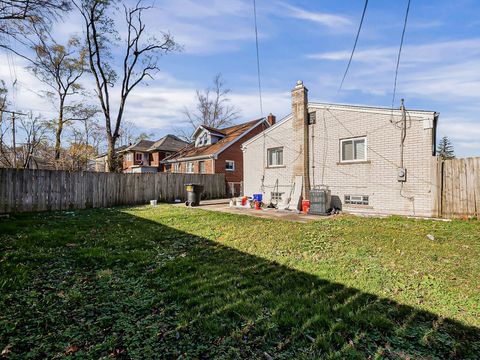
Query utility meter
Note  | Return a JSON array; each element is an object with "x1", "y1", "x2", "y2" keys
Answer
[{"x1": 397, "y1": 167, "x2": 407, "y2": 182}]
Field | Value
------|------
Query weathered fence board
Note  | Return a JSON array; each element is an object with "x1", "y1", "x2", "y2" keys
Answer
[
  {"x1": 437, "y1": 157, "x2": 480, "y2": 219},
  {"x1": 0, "y1": 169, "x2": 226, "y2": 213}
]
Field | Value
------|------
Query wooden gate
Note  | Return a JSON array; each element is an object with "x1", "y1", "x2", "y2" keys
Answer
[{"x1": 437, "y1": 157, "x2": 480, "y2": 218}]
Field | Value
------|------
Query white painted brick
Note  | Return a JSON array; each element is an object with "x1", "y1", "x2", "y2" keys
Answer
[{"x1": 243, "y1": 103, "x2": 437, "y2": 217}]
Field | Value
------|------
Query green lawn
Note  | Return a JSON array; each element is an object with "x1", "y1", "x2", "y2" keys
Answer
[{"x1": 1, "y1": 206, "x2": 479, "y2": 359}]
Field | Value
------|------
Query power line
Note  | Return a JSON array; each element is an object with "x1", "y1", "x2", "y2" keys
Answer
[
  {"x1": 253, "y1": 0, "x2": 263, "y2": 117},
  {"x1": 391, "y1": 0, "x2": 411, "y2": 109},
  {"x1": 337, "y1": 0, "x2": 369, "y2": 94}
]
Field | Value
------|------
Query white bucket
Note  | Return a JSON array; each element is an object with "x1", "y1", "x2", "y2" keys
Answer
[{"x1": 150, "y1": 200, "x2": 157, "y2": 206}]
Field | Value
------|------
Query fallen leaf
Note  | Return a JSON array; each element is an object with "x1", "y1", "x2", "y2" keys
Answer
[
  {"x1": 1, "y1": 344, "x2": 12, "y2": 357},
  {"x1": 64, "y1": 345, "x2": 79, "y2": 355}
]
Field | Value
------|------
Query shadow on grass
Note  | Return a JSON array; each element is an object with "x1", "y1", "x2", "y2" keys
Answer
[{"x1": 0, "y1": 208, "x2": 479, "y2": 359}]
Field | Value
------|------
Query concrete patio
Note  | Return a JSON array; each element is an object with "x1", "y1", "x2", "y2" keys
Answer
[{"x1": 176, "y1": 199, "x2": 328, "y2": 223}]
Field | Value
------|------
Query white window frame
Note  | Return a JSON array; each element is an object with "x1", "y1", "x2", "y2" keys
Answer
[
  {"x1": 186, "y1": 162, "x2": 194, "y2": 173},
  {"x1": 199, "y1": 161, "x2": 206, "y2": 174},
  {"x1": 225, "y1": 160, "x2": 235, "y2": 171},
  {"x1": 126, "y1": 153, "x2": 133, "y2": 161},
  {"x1": 173, "y1": 163, "x2": 180, "y2": 173},
  {"x1": 197, "y1": 132, "x2": 209, "y2": 147},
  {"x1": 267, "y1": 147, "x2": 284, "y2": 167},
  {"x1": 340, "y1": 137, "x2": 367, "y2": 163}
]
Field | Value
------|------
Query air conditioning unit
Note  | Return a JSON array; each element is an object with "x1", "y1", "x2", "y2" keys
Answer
[{"x1": 309, "y1": 187, "x2": 331, "y2": 215}]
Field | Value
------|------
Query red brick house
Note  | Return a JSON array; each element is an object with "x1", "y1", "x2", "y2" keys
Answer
[
  {"x1": 163, "y1": 115, "x2": 275, "y2": 195},
  {"x1": 122, "y1": 135, "x2": 188, "y2": 173}
]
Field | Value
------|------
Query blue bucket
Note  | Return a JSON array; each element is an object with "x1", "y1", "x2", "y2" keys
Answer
[{"x1": 253, "y1": 194, "x2": 263, "y2": 202}]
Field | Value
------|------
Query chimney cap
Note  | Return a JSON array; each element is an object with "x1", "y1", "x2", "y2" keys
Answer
[{"x1": 296, "y1": 80, "x2": 303, "y2": 86}]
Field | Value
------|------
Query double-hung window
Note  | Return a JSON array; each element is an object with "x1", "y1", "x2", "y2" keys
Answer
[
  {"x1": 135, "y1": 152, "x2": 143, "y2": 163},
  {"x1": 174, "y1": 163, "x2": 180, "y2": 173},
  {"x1": 340, "y1": 137, "x2": 366, "y2": 162},
  {"x1": 267, "y1": 147, "x2": 283, "y2": 167},
  {"x1": 199, "y1": 161, "x2": 206, "y2": 174},
  {"x1": 186, "y1": 162, "x2": 194, "y2": 173}
]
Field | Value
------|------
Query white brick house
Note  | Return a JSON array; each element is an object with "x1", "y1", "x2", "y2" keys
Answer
[{"x1": 242, "y1": 81, "x2": 440, "y2": 217}]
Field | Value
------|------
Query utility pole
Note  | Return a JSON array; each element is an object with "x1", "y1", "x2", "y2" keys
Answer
[
  {"x1": 0, "y1": 109, "x2": 27, "y2": 168},
  {"x1": 12, "y1": 111, "x2": 17, "y2": 169},
  {"x1": 12, "y1": 111, "x2": 16, "y2": 168}
]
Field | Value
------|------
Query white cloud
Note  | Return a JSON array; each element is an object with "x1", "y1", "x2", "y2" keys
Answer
[
  {"x1": 307, "y1": 38, "x2": 480, "y2": 99},
  {"x1": 279, "y1": 2, "x2": 352, "y2": 29},
  {"x1": 121, "y1": 82, "x2": 291, "y2": 133},
  {"x1": 307, "y1": 39, "x2": 480, "y2": 157},
  {"x1": 308, "y1": 39, "x2": 480, "y2": 66},
  {"x1": 140, "y1": 0, "x2": 255, "y2": 55}
]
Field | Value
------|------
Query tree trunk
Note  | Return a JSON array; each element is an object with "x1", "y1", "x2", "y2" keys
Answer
[
  {"x1": 107, "y1": 133, "x2": 116, "y2": 172},
  {"x1": 54, "y1": 97, "x2": 65, "y2": 162}
]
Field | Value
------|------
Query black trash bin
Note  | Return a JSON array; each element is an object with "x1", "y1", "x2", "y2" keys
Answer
[{"x1": 185, "y1": 184, "x2": 204, "y2": 206}]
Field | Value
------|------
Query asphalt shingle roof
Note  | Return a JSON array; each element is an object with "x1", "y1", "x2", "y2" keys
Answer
[{"x1": 165, "y1": 119, "x2": 264, "y2": 161}]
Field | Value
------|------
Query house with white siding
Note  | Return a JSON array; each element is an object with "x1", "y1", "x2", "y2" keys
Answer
[{"x1": 242, "y1": 81, "x2": 440, "y2": 217}]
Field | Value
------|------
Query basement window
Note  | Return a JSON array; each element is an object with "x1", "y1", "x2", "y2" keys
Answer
[
  {"x1": 344, "y1": 195, "x2": 369, "y2": 206},
  {"x1": 271, "y1": 192, "x2": 284, "y2": 201},
  {"x1": 340, "y1": 137, "x2": 366, "y2": 162}
]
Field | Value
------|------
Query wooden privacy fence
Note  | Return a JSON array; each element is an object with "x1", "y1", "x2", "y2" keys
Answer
[
  {"x1": 0, "y1": 168, "x2": 226, "y2": 213},
  {"x1": 437, "y1": 157, "x2": 480, "y2": 219}
]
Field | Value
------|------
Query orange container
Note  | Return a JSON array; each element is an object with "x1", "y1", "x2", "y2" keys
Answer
[
  {"x1": 254, "y1": 200, "x2": 262, "y2": 210},
  {"x1": 241, "y1": 196, "x2": 248, "y2": 206},
  {"x1": 302, "y1": 200, "x2": 310, "y2": 214}
]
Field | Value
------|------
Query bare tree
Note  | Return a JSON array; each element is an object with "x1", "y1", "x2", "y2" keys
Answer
[
  {"x1": 0, "y1": 0, "x2": 71, "y2": 54},
  {"x1": 0, "y1": 111, "x2": 48, "y2": 169},
  {"x1": 28, "y1": 28, "x2": 88, "y2": 162},
  {"x1": 75, "y1": 0, "x2": 179, "y2": 171},
  {"x1": 17, "y1": 113, "x2": 49, "y2": 168},
  {"x1": 0, "y1": 0, "x2": 70, "y2": 21},
  {"x1": 68, "y1": 111, "x2": 104, "y2": 170},
  {"x1": 118, "y1": 120, "x2": 154, "y2": 146},
  {"x1": 180, "y1": 73, "x2": 241, "y2": 140}
]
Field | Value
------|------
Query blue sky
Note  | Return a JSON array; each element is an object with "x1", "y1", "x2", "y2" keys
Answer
[{"x1": 1, "y1": 0, "x2": 480, "y2": 156}]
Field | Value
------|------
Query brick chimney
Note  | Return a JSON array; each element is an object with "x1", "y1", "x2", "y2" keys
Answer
[
  {"x1": 267, "y1": 113, "x2": 276, "y2": 126},
  {"x1": 291, "y1": 80, "x2": 310, "y2": 199}
]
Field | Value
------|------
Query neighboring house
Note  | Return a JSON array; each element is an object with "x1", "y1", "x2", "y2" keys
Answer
[
  {"x1": 122, "y1": 135, "x2": 188, "y2": 173},
  {"x1": 163, "y1": 118, "x2": 274, "y2": 196},
  {"x1": 94, "y1": 145, "x2": 128, "y2": 172},
  {"x1": 242, "y1": 80, "x2": 440, "y2": 217}
]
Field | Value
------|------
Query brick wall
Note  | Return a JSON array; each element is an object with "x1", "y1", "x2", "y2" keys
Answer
[
  {"x1": 171, "y1": 159, "x2": 214, "y2": 174},
  {"x1": 243, "y1": 105, "x2": 437, "y2": 217}
]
